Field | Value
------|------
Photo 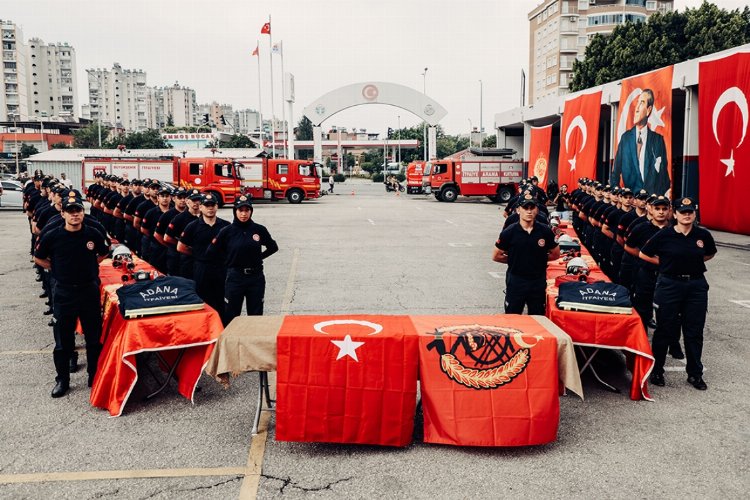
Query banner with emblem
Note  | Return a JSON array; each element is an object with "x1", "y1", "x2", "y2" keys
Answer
[
  {"x1": 557, "y1": 91, "x2": 602, "y2": 189},
  {"x1": 413, "y1": 315, "x2": 560, "y2": 447},
  {"x1": 612, "y1": 66, "x2": 674, "y2": 196},
  {"x1": 698, "y1": 52, "x2": 750, "y2": 235},
  {"x1": 276, "y1": 315, "x2": 419, "y2": 446},
  {"x1": 529, "y1": 125, "x2": 553, "y2": 190}
]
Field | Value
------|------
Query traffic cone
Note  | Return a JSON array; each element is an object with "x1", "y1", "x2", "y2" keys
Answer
[{"x1": 351, "y1": 189, "x2": 355, "y2": 195}]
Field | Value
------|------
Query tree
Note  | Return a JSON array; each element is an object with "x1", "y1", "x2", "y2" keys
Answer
[
  {"x1": 570, "y1": 3, "x2": 750, "y2": 91},
  {"x1": 296, "y1": 116, "x2": 313, "y2": 140},
  {"x1": 106, "y1": 129, "x2": 171, "y2": 149},
  {"x1": 19, "y1": 144, "x2": 39, "y2": 158},
  {"x1": 223, "y1": 134, "x2": 254, "y2": 148},
  {"x1": 166, "y1": 113, "x2": 174, "y2": 127},
  {"x1": 482, "y1": 135, "x2": 497, "y2": 148},
  {"x1": 73, "y1": 123, "x2": 109, "y2": 148},
  {"x1": 51, "y1": 142, "x2": 71, "y2": 149}
]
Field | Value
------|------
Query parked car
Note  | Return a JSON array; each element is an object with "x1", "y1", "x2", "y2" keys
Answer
[{"x1": 0, "y1": 180, "x2": 24, "y2": 208}]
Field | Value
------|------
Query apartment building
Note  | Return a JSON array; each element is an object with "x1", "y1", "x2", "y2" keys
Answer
[
  {"x1": 162, "y1": 83, "x2": 197, "y2": 128},
  {"x1": 234, "y1": 108, "x2": 261, "y2": 134},
  {"x1": 198, "y1": 102, "x2": 233, "y2": 130},
  {"x1": 27, "y1": 38, "x2": 78, "y2": 119},
  {"x1": 528, "y1": 0, "x2": 674, "y2": 104},
  {"x1": 1, "y1": 19, "x2": 28, "y2": 121},
  {"x1": 87, "y1": 63, "x2": 148, "y2": 131}
]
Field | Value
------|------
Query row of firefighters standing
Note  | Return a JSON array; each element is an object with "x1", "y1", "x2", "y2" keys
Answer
[
  {"x1": 494, "y1": 175, "x2": 717, "y2": 391},
  {"x1": 25, "y1": 172, "x2": 277, "y2": 398}
]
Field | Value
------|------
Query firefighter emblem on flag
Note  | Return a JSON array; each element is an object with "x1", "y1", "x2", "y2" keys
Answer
[{"x1": 425, "y1": 324, "x2": 537, "y2": 390}]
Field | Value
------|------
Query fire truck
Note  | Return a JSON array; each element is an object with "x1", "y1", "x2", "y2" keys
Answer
[
  {"x1": 422, "y1": 149, "x2": 522, "y2": 203},
  {"x1": 82, "y1": 156, "x2": 320, "y2": 205},
  {"x1": 405, "y1": 161, "x2": 426, "y2": 194}
]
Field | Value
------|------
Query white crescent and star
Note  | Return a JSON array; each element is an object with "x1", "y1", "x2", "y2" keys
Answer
[
  {"x1": 712, "y1": 86, "x2": 749, "y2": 177},
  {"x1": 565, "y1": 115, "x2": 588, "y2": 172},
  {"x1": 313, "y1": 319, "x2": 383, "y2": 363}
]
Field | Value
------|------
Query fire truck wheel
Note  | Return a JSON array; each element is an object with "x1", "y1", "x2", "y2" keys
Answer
[
  {"x1": 287, "y1": 189, "x2": 304, "y2": 204},
  {"x1": 441, "y1": 187, "x2": 458, "y2": 202},
  {"x1": 433, "y1": 192, "x2": 442, "y2": 201},
  {"x1": 497, "y1": 187, "x2": 513, "y2": 203}
]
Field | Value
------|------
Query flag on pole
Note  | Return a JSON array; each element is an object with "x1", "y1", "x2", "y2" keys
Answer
[
  {"x1": 261, "y1": 22, "x2": 271, "y2": 34},
  {"x1": 272, "y1": 41, "x2": 282, "y2": 55},
  {"x1": 251, "y1": 43, "x2": 259, "y2": 57}
]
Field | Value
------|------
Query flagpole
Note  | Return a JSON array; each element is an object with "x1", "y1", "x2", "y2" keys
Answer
[
  {"x1": 267, "y1": 15, "x2": 276, "y2": 159},
  {"x1": 278, "y1": 41, "x2": 288, "y2": 159},
  {"x1": 255, "y1": 42, "x2": 264, "y2": 153}
]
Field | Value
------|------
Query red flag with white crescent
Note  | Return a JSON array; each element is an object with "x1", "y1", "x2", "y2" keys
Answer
[
  {"x1": 260, "y1": 22, "x2": 271, "y2": 35},
  {"x1": 529, "y1": 125, "x2": 553, "y2": 190},
  {"x1": 699, "y1": 52, "x2": 750, "y2": 235},
  {"x1": 557, "y1": 91, "x2": 601, "y2": 188},
  {"x1": 612, "y1": 66, "x2": 673, "y2": 195},
  {"x1": 276, "y1": 315, "x2": 418, "y2": 446}
]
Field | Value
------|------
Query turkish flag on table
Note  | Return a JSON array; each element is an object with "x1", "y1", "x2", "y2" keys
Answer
[
  {"x1": 276, "y1": 315, "x2": 418, "y2": 446},
  {"x1": 413, "y1": 315, "x2": 559, "y2": 447},
  {"x1": 557, "y1": 91, "x2": 602, "y2": 188},
  {"x1": 699, "y1": 53, "x2": 750, "y2": 235},
  {"x1": 529, "y1": 125, "x2": 553, "y2": 189}
]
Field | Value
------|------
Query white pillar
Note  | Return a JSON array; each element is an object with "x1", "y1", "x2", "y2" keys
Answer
[
  {"x1": 313, "y1": 126, "x2": 323, "y2": 164},
  {"x1": 287, "y1": 101, "x2": 295, "y2": 159},
  {"x1": 428, "y1": 126, "x2": 438, "y2": 160}
]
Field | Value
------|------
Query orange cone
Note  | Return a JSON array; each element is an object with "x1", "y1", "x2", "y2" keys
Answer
[{"x1": 351, "y1": 190, "x2": 355, "y2": 195}]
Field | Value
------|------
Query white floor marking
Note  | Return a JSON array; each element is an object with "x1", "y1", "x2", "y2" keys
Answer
[
  {"x1": 448, "y1": 242, "x2": 473, "y2": 247},
  {"x1": 367, "y1": 219, "x2": 375, "y2": 225},
  {"x1": 488, "y1": 271, "x2": 504, "y2": 279},
  {"x1": 729, "y1": 300, "x2": 750, "y2": 308}
]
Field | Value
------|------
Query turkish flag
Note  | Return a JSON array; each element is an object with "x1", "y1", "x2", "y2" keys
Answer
[
  {"x1": 260, "y1": 22, "x2": 271, "y2": 35},
  {"x1": 414, "y1": 315, "x2": 560, "y2": 447},
  {"x1": 529, "y1": 125, "x2": 553, "y2": 190},
  {"x1": 276, "y1": 315, "x2": 418, "y2": 446},
  {"x1": 557, "y1": 91, "x2": 602, "y2": 188},
  {"x1": 251, "y1": 43, "x2": 259, "y2": 57},
  {"x1": 699, "y1": 53, "x2": 750, "y2": 235},
  {"x1": 613, "y1": 66, "x2": 673, "y2": 195}
]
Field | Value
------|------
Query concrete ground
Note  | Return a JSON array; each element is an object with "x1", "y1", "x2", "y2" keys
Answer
[{"x1": 0, "y1": 178, "x2": 748, "y2": 499}]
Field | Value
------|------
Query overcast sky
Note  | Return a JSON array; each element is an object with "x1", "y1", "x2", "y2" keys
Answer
[{"x1": 5, "y1": 1, "x2": 747, "y2": 135}]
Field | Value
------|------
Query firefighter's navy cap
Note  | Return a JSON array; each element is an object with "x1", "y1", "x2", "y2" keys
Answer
[
  {"x1": 674, "y1": 197, "x2": 697, "y2": 212},
  {"x1": 519, "y1": 192, "x2": 538, "y2": 208},
  {"x1": 173, "y1": 187, "x2": 188, "y2": 198},
  {"x1": 121, "y1": 179, "x2": 130, "y2": 186},
  {"x1": 234, "y1": 195, "x2": 253, "y2": 209},
  {"x1": 530, "y1": 175, "x2": 539, "y2": 182},
  {"x1": 187, "y1": 188, "x2": 202, "y2": 201},
  {"x1": 620, "y1": 188, "x2": 633, "y2": 196},
  {"x1": 635, "y1": 189, "x2": 650, "y2": 200},
  {"x1": 149, "y1": 181, "x2": 162, "y2": 189},
  {"x1": 201, "y1": 193, "x2": 218, "y2": 205},
  {"x1": 62, "y1": 190, "x2": 84, "y2": 210},
  {"x1": 650, "y1": 195, "x2": 670, "y2": 207},
  {"x1": 131, "y1": 179, "x2": 142, "y2": 186},
  {"x1": 41, "y1": 178, "x2": 52, "y2": 188},
  {"x1": 611, "y1": 187, "x2": 621, "y2": 195},
  {"x1": 157, "y1": 185, "x2": 172, "y2": 195},
  {"x1": 602, "y1": 185, "x2": 612, "y2": 193},
  {"x1": 52, "y1": 185, "x2": 67, "y2": 195}
]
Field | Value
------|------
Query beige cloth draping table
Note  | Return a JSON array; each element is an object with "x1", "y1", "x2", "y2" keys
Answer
[{"x1": 204, "y1": 315, "x2": 583, "y2": 398}]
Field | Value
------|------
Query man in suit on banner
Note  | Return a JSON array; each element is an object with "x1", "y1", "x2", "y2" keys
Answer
[{"x1": 611, "y1": 89, "x2": 670, "y2": 195}]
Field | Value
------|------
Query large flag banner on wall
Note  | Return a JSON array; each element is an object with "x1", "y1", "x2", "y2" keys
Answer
[
  {"x1": 612, "y1": 66, "x2": 674, "y2": 196},
  {"x1": 557, "y1": 91, "x2": 602, "y2": 188},
  {"x1": 699, "y1": 52, "x2": 750, "y2": 235},
  {"x1": 276, "y1": 315, "x2": 418, "y2": 447},
  {"x1": 414, "y1": 315, "x2": 560, "y2": 447},
  {"x1": 529, "y1": 125, "x2": 553, "y2": 189}
]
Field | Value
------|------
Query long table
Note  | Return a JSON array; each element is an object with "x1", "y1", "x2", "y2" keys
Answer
[
  {"x1": 205, "y1": 314, "x2": 583, "y2": 447},
  {"x1": 545, "y1": 226, "x2": 654, "y2": 401},
  {"x1": 89, "y1": 260, "x2": 223, "y2": 416}
]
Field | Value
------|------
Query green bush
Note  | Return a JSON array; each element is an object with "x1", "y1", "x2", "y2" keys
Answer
[
  {"x1": 333, "y1": 173, "x2": 346, "y2": 182},
  {"x1": 395, "y1": 173, "x2": 406, "y2": 182},
  {"x1": 372, "y1": 173, "x2": 384, "y2": 183}
]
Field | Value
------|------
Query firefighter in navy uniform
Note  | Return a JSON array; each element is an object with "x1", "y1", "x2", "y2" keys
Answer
[
  {"x1": 166, "y1": 188, "x2": 202, "y2": 278},
  {"x1": 34, "y1": 191, "x2": 109, "y2": 398},
  {"x1": 640, "y1": 197, "x2": 717, "y2": 390},
  {"x1": 492, "y1": 193, "x2": 560, "y2": 315},
  {"x1": 177, "y1": 193, "x2": 230, "y2": 320},
  {"x1": 207, "y1": 196, "x2": 278, "y2": 324}
]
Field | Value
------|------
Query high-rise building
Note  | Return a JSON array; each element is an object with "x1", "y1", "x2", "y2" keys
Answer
[
  {"x1": 1, "y1": 19, "x2": 28, "y2": 121},
  {"x1": 198, "y1": 102, "x2": 234, "y2": 131},
  {"x1": 26, "y1": 38, "x2": 78, "y2": 119},
  {"x1": 87, "y1": 63, "x2": 148, "y2": 131},
  {"x1": 528, "y1": 0, "x2": 673, "y2": 104},
  {"x1": 234, "y1": 109, "x2": 261, "y2": 134},
  {"x1": 162, "y1": 82, "x2": 197, "y2": 127}
]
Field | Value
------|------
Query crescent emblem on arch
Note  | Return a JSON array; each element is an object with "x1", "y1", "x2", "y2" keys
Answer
[
  {"x1": 313, "y1": 319, "x2": 384, "y2": 336},
  {"x1": 362, "y1": 84, "x2": 379, "y2": 101}
]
